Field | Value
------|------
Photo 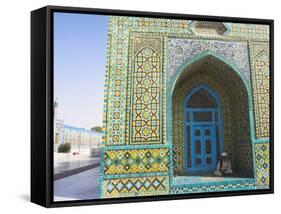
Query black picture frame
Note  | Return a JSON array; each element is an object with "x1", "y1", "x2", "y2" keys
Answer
[{"x1": 31, "y1": 5, "x2": 274, "y2": 208}]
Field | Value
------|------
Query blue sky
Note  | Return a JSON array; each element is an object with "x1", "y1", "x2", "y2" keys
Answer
[{"x1": 54, "y1": 12, "x2": 108, "y2": 129}]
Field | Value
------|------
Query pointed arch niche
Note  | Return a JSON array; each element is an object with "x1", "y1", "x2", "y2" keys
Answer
[{"x1": 170, "y1": 54, "x2": 254, "y2": 178}]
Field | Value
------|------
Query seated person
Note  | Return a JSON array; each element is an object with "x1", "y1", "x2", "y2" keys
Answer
[{"x1": 214, "y1": 152, "x2": 233, "y2": 176}]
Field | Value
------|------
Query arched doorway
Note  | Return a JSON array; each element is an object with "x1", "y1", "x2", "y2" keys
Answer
[
  {"x1": 172, "y1": 54, "x2": 254, "y2": 178},
  {"x1": 184, "y1": 85, "x2": 222, "y2": 173}
]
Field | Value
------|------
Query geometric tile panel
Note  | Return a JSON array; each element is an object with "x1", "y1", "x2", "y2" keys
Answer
[
  {"x1": 254, "y1": 143, "x2": 270, "y2": 188},
  {"x1": 103, "y1": 176, "x2": 169, "y2": 198},
  {"x1": 172, "y1": 145, "x2": 185, "y2": 175},
  {"x1": 131, "y1": 46, "x2": 162, "y2": 143},
  {"x1": 104, "y1": 148, "x2": 169, "y2": 175},
  {"x1": 235, "y1": 143, "x2": 254, "y2": 177},
  {"x1": 253, "y1": 51, "x2": 270, "y2": 138}
]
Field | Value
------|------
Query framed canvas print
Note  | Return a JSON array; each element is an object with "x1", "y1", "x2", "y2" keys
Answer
[{"x1": 31, "y1": 5, "x2": 274, "y2": 207}]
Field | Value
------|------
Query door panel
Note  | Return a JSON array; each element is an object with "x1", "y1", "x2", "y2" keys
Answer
[
  {"x1": 190, "y1": 123, "x2": 216, "y2": 171},
  {"x1": 184, "y1": 86, "x2": 222, "y2": 174}
]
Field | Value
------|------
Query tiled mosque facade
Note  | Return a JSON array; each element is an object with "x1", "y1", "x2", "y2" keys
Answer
[{"x1": 99, "y1": 17, "x2": 270, "y2": 198}]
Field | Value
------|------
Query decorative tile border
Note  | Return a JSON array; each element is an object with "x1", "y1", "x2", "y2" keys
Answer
[
  {"x1": 167, "y1": 39, "x2": 251, "y2": 85},
  {"x1": 171, "y1": 179, "x2": 256, "y2": 194},
  {"x1": 102, "y1": 176, "x2": 169, "y2": 198},
  {"x1": 104, "y1": 148, "x2": 169, "y2": 175},
  {"x1": 250, "y1": 42, "x2": 270, "y2": 139},
  {"x1": 226, "y1": 23, "x2": 269, "y2": 41},
  {"x1": 254, "y1": 143, "x2": 270, "y2": 188}
]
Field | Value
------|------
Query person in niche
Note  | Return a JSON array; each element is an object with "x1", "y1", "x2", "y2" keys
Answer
[{"x1": 214, "y1": 152, "x2": 233, "y2": 176}]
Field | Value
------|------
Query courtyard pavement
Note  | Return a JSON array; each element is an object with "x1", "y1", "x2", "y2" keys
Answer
[
  {"x1": 54, "y1": 166, "x2": 101, "y2": 201},
  {"x1": 54, "y1": 152, "x2": 100, "y2": 180}
]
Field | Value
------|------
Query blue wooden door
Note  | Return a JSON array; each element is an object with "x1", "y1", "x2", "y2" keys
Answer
[
  {"x1": 184, "y1": 85, "x2": 222, "y2": 174},
  {"x1": 191, "y1": 123, "x2": 216, "y2": 171}
]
